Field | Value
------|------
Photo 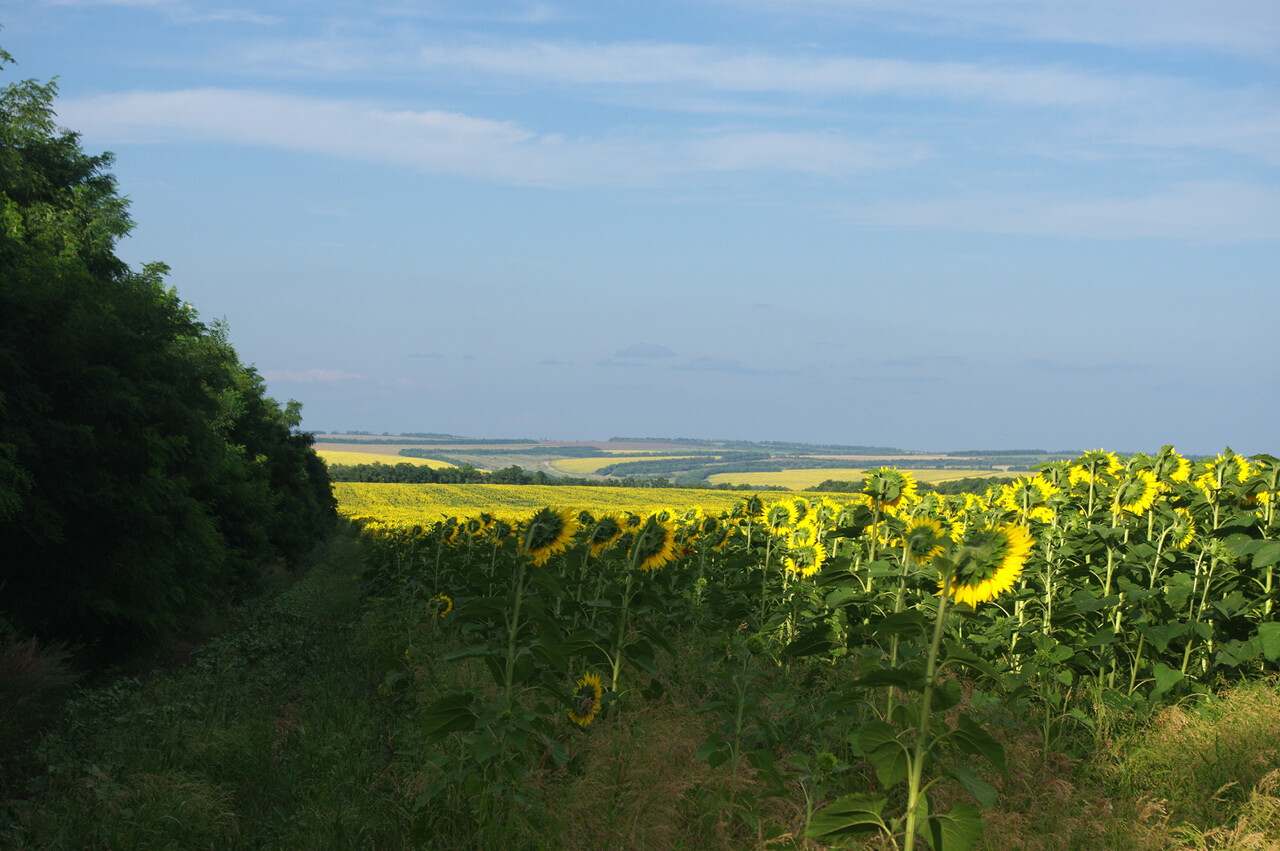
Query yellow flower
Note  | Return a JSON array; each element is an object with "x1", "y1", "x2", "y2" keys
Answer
[
  {"x1": 900, "y1": 516, "x2": 949, "y2": 565},
  {"x1": 520, "y1": 506, "x2": 580, "y2": 566},
  {"x1": 945, "y1": 524, "x2": 1034, "y2": 607},
  {"x1": 785, "y1": 540, "x2": 827, "y2": 578},
  {"x1": 766, "y1": 500, "x2": 796, "y2": 532},
  {"x1": 1170, "y1": 508, "x2": 1195, "y2": 550},
  {"x1": 568, "y1": 671, "x2": 603, "y2": 728},
  {"x1": 862, "y1": 467, "x2": 918, "y2": 509},
  {"x1": 433, "y1": 593, "x2": 453, "y2": 617},
  {"x1": 630, "y1": 513, "x2": 678, "y2": 571},
  {"x1": 587, "y1": 515, "x2": 623, "y2": 557},
  {"x1": 1115, "y1": 470, "x2": 1159, "y2": 515}
]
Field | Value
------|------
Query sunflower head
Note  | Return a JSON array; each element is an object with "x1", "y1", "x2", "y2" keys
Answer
[
  {"x1": 588, "y1": 515, "x2": 623, "y2": 557},
  {"x1": 900, "y1": 516, "x2": 950, "y2": 565},
  {"x1": 520, "y1": 506, "x2": 580, "y2": 565},
  {"x1": 567, "y1": 671, "x2": 603, "y2": 728},
  {"x1": 766, "y1": 500, "x2": 796, "y2": 532},
  {"x1": 941, "y1": 523, "x2": 1034, "y2": 607},
  {"x1": 1115, "y1": 469, "x2": 1159, "y2": 515},
  {"x1": 432, "y1": 593, "x2": 453, "y2": 618},
  {"x1": 629, "y1": 513, "x2": 678, "y2": 572},
  {"x1": 861, "y1": 467, "x2": 918, "y2": 509},
  {"x1": 1169, "y1": 507, "x2": 1196, "y2": 550},
  {"x1": 785, "y1": 540, "x2": 827, "y2": 579}
]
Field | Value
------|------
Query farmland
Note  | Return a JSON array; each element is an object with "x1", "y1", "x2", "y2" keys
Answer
[
  {"x1": 341, "y1": 447, "x2": 1280, "y2": 848},
  {"x1": 317, "y1": 450, "x2": 453, "y2": 468},
  {"x1": 316, "y1": 433, "x2": 1069, "y2": 486}
]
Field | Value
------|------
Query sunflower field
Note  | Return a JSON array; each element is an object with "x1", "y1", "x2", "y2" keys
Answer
[{"x1": 352, "y1": 447, "x2": 1279, "y2": 849}]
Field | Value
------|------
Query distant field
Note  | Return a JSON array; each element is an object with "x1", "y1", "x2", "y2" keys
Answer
[
  {"x1": 317, "y1": 450, "x2": 455, "y2": 468},
  {"x1": 705, "y1": 468, "x2": 1024, "y2": 489},
  {"x1": 333, "y1": 483, "x2": 860, "y2": 525},
  {"x1": 550, "y1": 455, "x2": 703, "y2": 475}
]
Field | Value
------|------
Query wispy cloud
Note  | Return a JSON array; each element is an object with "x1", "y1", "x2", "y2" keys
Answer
[
  {"x1": 262, "y1": 368, "x2": 362, "y2": 383},
  {"x1": 414, "y1": 40, "x2": 1162, "y2": 107},
  {"x1": 715, "y1": 0, "x2": 1280, "y2": 57},
  {"x1": 56, "y1": 88, "x2": 917, "y2": 184}
]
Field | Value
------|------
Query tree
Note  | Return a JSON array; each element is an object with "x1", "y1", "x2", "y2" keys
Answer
[{"x1": 0, "y1": 51, "x2": 335, "y2": 658}]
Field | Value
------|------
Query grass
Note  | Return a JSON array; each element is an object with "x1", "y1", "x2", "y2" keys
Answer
[{"x1": 1, "y1": 527, "x2": 414, "y2": 850}]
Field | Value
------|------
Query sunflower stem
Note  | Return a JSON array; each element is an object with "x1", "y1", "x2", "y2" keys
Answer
[{"x1": 903, "y1": 572, "x2": 952, "y2": 851}]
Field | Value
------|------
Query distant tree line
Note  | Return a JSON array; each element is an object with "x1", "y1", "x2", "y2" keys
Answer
[
  {"x1": 0, "y1": 56, "x2": 335, "y2": 662},
  {"x1": 327, "y1": 463, "x2": 700, "y2": 489}
]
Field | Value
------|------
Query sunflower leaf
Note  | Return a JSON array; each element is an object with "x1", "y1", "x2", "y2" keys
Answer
[
  {"x1": 927, "y1": 801, "x2": 984, "y2": 851},
  {"x1": 805, "y1": 793, "x2": 889, "y2": 839},
  {"x1": 856, "y1": 720, "x2": 910, "y2": 787}
]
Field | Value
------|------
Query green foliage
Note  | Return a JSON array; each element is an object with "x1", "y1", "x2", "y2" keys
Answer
[{"x1": 0, "y1": 51, "x2": 335, "y2": 660}]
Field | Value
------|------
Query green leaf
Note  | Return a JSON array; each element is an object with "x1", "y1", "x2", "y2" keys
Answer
[
  {"x1": 1254, "y1": 541, "x2": 1280, "y2": 569},
  {"x1": 421, "y1": 693, "x2": 478, "y2": 740},
  {"x1": 784, "y1": 622, "x2": 833, "y2": 658},
  {"x1": 856, "y1": 720, "x2": 910, "y2": 787},
  {"x1": 941, "y1": 643, "x2": 999, "y2": 678},
  {"x1": 805, "y1": 793, "x2": 889, "y2": 839},
  {"x1": 1151, "y1": 663, "x2": 1184, "y2": 697},
  {"x1": 928, "y1": 801, "x2": 984, "y2": 851},
  {"x1": 872, "y1": 610, "x2": 928, "y2": 639},
  {"x1": 948, "y1": 714, "x2": 1006, "y2": 773},
  {"x1": 1137, "y1": 621, "x2": 1191, "y2": 654},
  {"x1": 1257, "y1": 622, "x2": 1280, "y2": 661},
  {"x1": 952, "y1": 765, "x2": 998, "y2": 809}
]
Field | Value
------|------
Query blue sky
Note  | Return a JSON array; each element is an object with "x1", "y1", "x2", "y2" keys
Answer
[{"x1": 5, "y1": 1, "x2": 1278, "y2": 454}]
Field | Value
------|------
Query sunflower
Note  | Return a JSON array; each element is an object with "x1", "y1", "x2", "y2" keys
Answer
[
  {"x1": 998, "y1": 474, "x2": 1060, "y2": 522},
  {"x1": 432, "y1": 593, "x2": 453, "y2": 618},
  {"x1": 1115, "y1": 470, "x2": 1160, "y2": 515},
  {"x1": 862, "y1": 467, "x2": 918, "y2": 509},
  {"x1": 1151, "y1": 447, "x2": 1192, "y2": 484},
  {"x1": 900, "y1": 516, "x2": 949, "y2": 565},
  {"x1": 1169, "y1": 508, "x2": 1196, "y2": 550},
  {"x1": 520, "y1": 506, "x2": 580, "y2": 566},
  {"x1": 587, "y1": 515, "x2": 623, "y2": 557},
  {"x1": 766, "y1": 500, "x2": 796, "y2": 532},
  {"x1": 629, "y1": 513, "x2": 679, "y2": 572},
  {"x1": 945, "y1": 523, "x2": 1034, "y2": 607},
  {"x1": 785, "y1": 539, "x2": 827, "y2": 578},
  {"x1": 567, "y1": 671, "x2": 603, "y2": 728}
]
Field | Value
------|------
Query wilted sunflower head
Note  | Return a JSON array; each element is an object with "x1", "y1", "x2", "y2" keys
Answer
[
  {"x1": 941, "y1": 523, "x2": 1034, "y2": 607},
  {"x1": 520, "y1": 506, "x2": 580, "y2": 566}
]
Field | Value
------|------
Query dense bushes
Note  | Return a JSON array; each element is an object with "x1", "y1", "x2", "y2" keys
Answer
[{"x1": 0, "y1": 53, "x2": 335, "y2": 659}]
